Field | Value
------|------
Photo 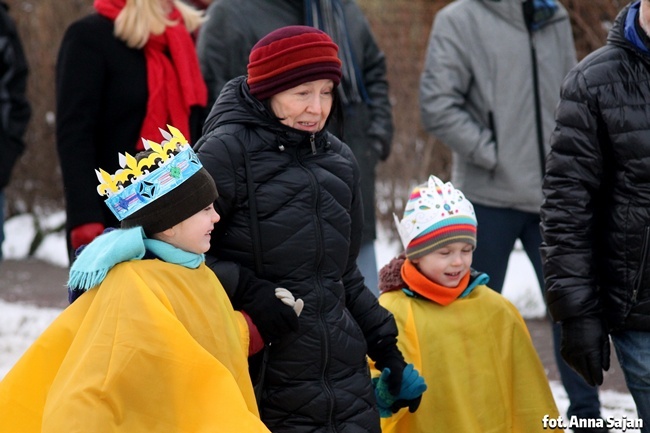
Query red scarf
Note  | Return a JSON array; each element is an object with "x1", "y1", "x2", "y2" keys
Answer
[
  {"x1": 401, "y1": 259, "x2": 470, "y2": 306},
  {"x1": 94, "y1": 0, "x2": 207, "y2": 148}
]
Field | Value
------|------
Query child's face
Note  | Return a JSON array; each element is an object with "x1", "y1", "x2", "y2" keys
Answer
[
  {"x1": 412, "y1": 241, "x2": 473, "y2": 288},
  {"x1": 160, "y1": 204, "x2": 220, "y2": 254}
]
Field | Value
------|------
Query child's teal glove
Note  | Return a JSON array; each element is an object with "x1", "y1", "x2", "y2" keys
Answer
[{"x1": 373, "y1": 363, "x2": 427, "y2": 418}]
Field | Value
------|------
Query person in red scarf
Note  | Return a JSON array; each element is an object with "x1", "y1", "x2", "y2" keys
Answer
[{"x1": 55, "y1": 0, "x2": 208, "y2": 264}]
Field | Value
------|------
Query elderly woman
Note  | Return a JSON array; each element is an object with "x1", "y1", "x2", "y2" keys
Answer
[{"x1": 195, "y1": 26, "x2": 423, "y2": 433}]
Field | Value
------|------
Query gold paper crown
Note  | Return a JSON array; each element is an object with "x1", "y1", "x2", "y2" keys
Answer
[{"x1": 95, "y1": 124, "x2": 190, "y2": 198}]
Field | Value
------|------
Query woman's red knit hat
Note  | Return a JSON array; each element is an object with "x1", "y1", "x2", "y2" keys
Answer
[{"x1": 247, "y1": 25, "x2": 342, "y2": 100}]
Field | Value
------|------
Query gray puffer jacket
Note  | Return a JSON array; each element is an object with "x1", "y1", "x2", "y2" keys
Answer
[{"x1": 195, "y1": 76, "x2": 400, "y2": 433}]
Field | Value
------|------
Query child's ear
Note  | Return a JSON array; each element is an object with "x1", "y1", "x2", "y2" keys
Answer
[{"x1": 153, "y1": 227, "x2": 175, "y2": 242}]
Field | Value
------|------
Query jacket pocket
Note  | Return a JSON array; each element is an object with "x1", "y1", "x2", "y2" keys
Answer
[
  {"x1": 488, "y1": 111, "x2": 498, "y2": 178},
  {"x1": 632, "y1": 225, "x2": 650, "y2": 304}
]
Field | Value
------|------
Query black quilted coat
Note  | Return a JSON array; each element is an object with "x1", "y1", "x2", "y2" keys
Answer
[
  {"x1": 195, "y1": 76, "x2": 398, "y2": 433},
  {"x1": 541, "y1": 4, "x2": 650, "y2": 332}
]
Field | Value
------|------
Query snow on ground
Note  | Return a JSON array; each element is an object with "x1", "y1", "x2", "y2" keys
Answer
[{"x1": 0, "y1": 213, "x2": 643, "y2": 431}]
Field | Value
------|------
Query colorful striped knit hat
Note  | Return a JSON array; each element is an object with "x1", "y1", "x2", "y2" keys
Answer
[
  {"x1": 247, "y1": 25, "x2": 342, "y2": 100},
  {"x1": 395, "y1": 175, "x2": 477, "y2": 259}
]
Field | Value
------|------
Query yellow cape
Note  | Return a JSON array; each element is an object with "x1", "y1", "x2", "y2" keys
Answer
[
  {"x1": 375, "y1": 285, "x2": 559, "y2": 433},
  {"x1": 0, "y1": 260, "x2": 269, "y2": 433}
]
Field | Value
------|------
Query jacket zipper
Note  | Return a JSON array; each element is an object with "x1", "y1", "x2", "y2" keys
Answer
[
  {"x1": 528, "y1": 29, "x2": 546, "y2": 178},
  {"x1": 310, "y1": 133, "x2": 317, "y2": 155},
  {"x1": 296, "y1": 144, "x2": 337, "y2": 430}
]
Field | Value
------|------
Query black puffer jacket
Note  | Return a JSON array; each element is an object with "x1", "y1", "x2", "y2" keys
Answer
[
  {"x1": 195, "y1": 76, "x2": 398, "y2": 433},
  {"x1": 197, "y1": 0, "x2": 393, "y2": 243},
  {"x1": 541, "y1": 3, "x2": 650, "y2": 332},
  {"x1": 0, "y1": 1, "x2": 30, "y2": 190}
]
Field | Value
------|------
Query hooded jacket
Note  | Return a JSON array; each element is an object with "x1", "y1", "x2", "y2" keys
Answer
[
  {"x1": 195, "y1": 76, "x2": 399, "y2": 433},
  {"x1": 541, "y1": 2, "x2": 650, "y2": 332},
  {"x1": 419, "y1": 0, "x2": 575, "y2": 212},
  {"x1": 197, "y1": 0, "x2": 392, "y2": 241}
]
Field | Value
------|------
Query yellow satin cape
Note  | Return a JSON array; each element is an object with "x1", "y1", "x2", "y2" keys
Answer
[
  {"x1": 0, "y1": 260, "x2": 269, "y2": 433},
  {"x1": 375, "y1": 285, "x2": 559, "y2": 433}
]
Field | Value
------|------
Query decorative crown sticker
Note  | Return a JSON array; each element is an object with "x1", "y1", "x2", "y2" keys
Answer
[
  {"x1": 394, "y1": 175, "x2": 476, "y2": 250},
  {"x1": 96, "y1": 125, "x2": 203, "y2": 221}
]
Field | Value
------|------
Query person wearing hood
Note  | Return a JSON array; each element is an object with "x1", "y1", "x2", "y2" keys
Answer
[
  {"x1": 194, "y1": 25, "x2": 423, "y2": 433},
  {"x1": 542, "y1": 1, "x2": 650, "y2": 428}
]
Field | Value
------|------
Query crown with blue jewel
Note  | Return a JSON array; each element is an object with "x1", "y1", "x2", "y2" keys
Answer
[{"x1": 96, "y1": 125, "x2": 203, "y2": 221}]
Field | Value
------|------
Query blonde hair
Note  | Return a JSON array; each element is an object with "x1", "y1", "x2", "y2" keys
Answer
[{"x1": 114, "y1": 0, "x2": 205, "y2": 49}]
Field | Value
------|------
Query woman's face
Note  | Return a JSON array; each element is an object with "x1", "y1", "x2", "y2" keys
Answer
[{"x1": 270, "y1": 79, "x2": 334, "y2": 133}]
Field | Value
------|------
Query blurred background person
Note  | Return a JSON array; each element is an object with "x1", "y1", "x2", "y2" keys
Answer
[
  {"x1": 418, "y1": 0, "x2": 608, "y2": 431},
  {"x1": 197, "y1": 0, "x2": 393, "y2": 294},
  {"x1": 55, "y1": 0, "x2": 207, "y2": 263},
  {"x1": 0, "y1": 0, "x2": 30, "y2": 262}
]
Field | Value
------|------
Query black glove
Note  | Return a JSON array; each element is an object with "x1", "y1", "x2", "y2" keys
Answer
[
  {"x1": 391, "y1": 395, "x2": 422, "y2": 414},
  {"x1": 371, "y1": 139, "x2": 390, "y2": 162},
  {"x1": 236, "y1": 267, "x2": 299, "y2": 343},
  {"x1": 369, "y1": 337, "x2": 407, "y2": 396},
  {"x1": 560, "y1": 316, "x2": 610, "y2": 386},
  {"x1": 389, "y1": 363, "x2": 426, "y2": 414}
]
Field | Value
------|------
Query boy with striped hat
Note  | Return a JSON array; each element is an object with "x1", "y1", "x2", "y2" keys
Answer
[{"x1": 373, "y1": 175, "x2": 559, "y2": 432}]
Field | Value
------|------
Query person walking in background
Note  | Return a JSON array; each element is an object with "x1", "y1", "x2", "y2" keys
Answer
[
  {"x1": 541, "y1": 1, "x2": 650, "y2": 429},
  {"x1": 0, "y1": 1, "x2": 30, "y2": 262},
  {"x1": 0, "y1": 127, "x2": 281, "y2": 432},
  {"x1": 375, "y1": 175, "x2": 558, "y2": 432},
  {"x1": 197, "y1": 0, "x2": 393, "y2": 295},
  {"x1": 195, "y1": 26, "x2": 423, "y2": 432},
  {"x1": 55, "y1": 0, "x2": 207, "y2": 263},
  {"x1": 418, "y1": 1, "x2": 608, "y2": 431}
]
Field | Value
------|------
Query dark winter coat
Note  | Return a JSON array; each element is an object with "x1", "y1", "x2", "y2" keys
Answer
[
  {"x1": 195, "y1": 76, "x2": 398, "y2": 433},
  {"x1": 0, "y1": 1, "x2": 30, "y2": 190},
  {"x1": 197, "y1": 0, "x2": 393, "y2": 242},
  {"x1": 55, "y1": 14, "x2": 203, "y2": 253},
  {"x1": 541, "y1": 3, "x2": 650, "y2": 332}
]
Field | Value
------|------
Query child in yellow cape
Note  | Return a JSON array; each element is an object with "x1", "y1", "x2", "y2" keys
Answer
[
  {"x1": 0, "y1": 126, "x2": 302, "y2": 432},
  {"x1": 373, "y1": 175, "x2": 559, "y2": 432}
]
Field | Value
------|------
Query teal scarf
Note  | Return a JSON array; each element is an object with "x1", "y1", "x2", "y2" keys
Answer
[{"x1": 68, "y1": 227, "x2": 204, "y2": 291}]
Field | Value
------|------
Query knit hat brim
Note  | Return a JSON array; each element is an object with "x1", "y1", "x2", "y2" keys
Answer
[
  {"x1": 121, "y1": 168, "x2": 217, "y2": 235},
  {"x1": 406, "y1": 220, "x2": 477, "y2": 260},
  {"x1": 247, "y1": 26, "x2": 342, "y2": 100}
]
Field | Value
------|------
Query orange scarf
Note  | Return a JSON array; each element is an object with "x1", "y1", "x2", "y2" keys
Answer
[
  {"x1": 94, "y1": 0, "x2": 207, "y2": 148},
  {"x1": 400, "y1": 259, "x2": 470, "y2": 306}
]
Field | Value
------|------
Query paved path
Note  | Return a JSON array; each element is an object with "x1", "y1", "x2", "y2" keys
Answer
[{"x1": 0, "y1": 258, "x2": 630, "y2": 394}]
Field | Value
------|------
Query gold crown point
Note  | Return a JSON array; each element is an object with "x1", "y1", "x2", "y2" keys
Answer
[
  {"x1": 124, "y1": 152, "x2": 138, "y2": 170},
  {"x1": 96, "y1": 125, "x2": 191, "y2": 199},
  {"x1": 147, "y1": 139, "x2": 164, "y2": 154}
]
